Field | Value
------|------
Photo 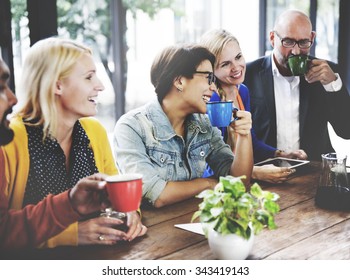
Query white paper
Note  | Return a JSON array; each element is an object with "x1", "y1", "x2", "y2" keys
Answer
[{"x1": 174, "y1": 223, "x2": 204, "y2": 235}]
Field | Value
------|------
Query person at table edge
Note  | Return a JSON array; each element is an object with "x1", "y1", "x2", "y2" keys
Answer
[{"x1": 244, "y1": 9, "x2": 350, "y2": 161}]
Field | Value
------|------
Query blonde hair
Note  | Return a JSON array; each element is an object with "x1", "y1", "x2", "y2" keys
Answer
[
  {"x1": 17, "y1": 37, "x2": 92, "y2": 140},
  {"x1": 200, "y1": 29, "x2": 239, "y2": 69}
]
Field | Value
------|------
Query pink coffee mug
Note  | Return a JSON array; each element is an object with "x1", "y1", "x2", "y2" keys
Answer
[{"x1": 105, "y1": 173, "x2": 143, "y2": 212}]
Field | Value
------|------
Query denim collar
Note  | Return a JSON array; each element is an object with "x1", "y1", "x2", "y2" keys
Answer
[{"x1": 145, "y1": 99, "x2": 209, "y2": 141}]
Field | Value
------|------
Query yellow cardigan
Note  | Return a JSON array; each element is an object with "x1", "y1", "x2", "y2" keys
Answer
[{"x1": 2, "y1": 117, "x2": 118, "y2": 247}]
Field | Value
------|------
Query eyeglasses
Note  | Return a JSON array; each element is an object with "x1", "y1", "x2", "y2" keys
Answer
[
  {"x1": 194, "y1": 71, "x2": 216, "y2": 85},
  {"x1": 274, "y1": 31, "x2": 313, "y2": 49}
]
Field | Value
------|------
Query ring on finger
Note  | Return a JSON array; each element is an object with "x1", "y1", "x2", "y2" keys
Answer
[{"x1": 98, "y1": 235, "x2": 105, "y2": 241}]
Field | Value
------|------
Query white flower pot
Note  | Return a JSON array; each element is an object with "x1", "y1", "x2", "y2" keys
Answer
[{"x1": 207, "y1": 228, "x2": 254, "y2": 260}]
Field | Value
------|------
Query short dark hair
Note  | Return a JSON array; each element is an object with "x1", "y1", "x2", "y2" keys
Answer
[{"x1": 150, "y1": 44, "x2": 215, "y2": 103}]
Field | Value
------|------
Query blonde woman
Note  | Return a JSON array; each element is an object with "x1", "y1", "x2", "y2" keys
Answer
[
  {"x1": 200, "y1": 29, "x2": 305, "y2": 183},
  {"x1": 2, "y1": 38, "x2": 146, "y2": 247}
]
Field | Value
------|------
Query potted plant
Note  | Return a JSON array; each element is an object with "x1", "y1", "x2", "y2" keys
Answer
[{"x1": 191, "y1": 175, "x2": 280, "y2": 259}]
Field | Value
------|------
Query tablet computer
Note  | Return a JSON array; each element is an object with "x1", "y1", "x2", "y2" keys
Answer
[{"x1": 254, "y1": 157, "x2": 310, "y2": 169}]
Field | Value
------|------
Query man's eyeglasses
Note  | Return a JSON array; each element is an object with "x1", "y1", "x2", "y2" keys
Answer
[
  {"x1": 194, "y1": 71, "x2": 216, "y2": 85},
  {"x1": 274, "y1": 31, "x2": 313, "y2": 49}
]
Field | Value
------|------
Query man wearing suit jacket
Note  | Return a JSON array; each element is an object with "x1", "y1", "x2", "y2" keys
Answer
[{"x1": 244, "y1": 9, "x2": 350, "y2": 161}]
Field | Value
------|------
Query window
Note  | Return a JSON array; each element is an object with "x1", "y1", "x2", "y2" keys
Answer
[{"x1": 315, "y1": 0, "x2": 339, "y2": 62}]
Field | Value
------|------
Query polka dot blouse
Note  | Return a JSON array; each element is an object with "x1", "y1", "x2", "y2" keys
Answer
[{"x1": 23, "y1": 120, "x2": 98, "y2": 206}]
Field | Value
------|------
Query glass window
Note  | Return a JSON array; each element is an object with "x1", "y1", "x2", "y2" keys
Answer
[
  {"x1": 56, "y1": 1, "x2": 116, "y2": 131},
  {"x1": 315, "y1": 0, "x2": 339, "y2": 62},
  {"x1": 126, "y1": 0, "x2": 260, "y2": 112},
  {"x1": 10, "y1": 0, "x2": 30, "y2": 106},
  {"x1": 9, "y1": 0, "x2": 261, "y2": 130}
]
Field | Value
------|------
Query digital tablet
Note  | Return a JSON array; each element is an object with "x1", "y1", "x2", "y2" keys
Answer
[{"x1": 254, "y1": 157, "x2": 310, "y2": 169}]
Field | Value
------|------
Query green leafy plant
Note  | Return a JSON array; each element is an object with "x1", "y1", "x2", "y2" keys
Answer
[{"x1": 192, "y1": 176, "x2": 280, "y2": 240}]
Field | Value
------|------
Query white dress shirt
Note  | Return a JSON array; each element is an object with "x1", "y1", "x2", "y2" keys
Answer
[
  {"x1": 271, "y1": 56, "x2": 300, "y2": 152},
  {"x1": 270, "y1": 53, "x2": 343, "y2": 154}
]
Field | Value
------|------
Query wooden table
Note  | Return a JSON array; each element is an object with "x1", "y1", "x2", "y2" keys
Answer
[{"x1": 6, "y1": 162, "x2": 350, "y2": 260}]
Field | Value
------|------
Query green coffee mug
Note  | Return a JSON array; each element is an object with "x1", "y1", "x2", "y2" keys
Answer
[{"x1": 287, "y1": 55, "x2": 309, "y2": 76}]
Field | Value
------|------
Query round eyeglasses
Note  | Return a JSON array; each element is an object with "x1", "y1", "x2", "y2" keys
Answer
[
  {"x1": 194, "y1": 71, "x2": 216, "y2": 85},
  {"x1": 274, "y1": 31, "x2": 313, "y2": 49}
]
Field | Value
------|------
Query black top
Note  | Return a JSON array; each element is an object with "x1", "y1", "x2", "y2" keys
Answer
[{"x1": 23, "y1": 120, "x2": 98, "y2": 206}]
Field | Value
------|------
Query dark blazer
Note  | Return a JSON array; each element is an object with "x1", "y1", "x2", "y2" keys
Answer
[
  {"x1": 244, "y1": 55, "x2": 350, "y2": 161},
  {"x1": 237, "y1": 84, "x2": 277, "y2": 162}
]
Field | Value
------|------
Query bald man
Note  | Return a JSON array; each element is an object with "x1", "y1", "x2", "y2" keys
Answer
[{"x1": 244, "y1": 9, "x2": 350, "y2": 161}]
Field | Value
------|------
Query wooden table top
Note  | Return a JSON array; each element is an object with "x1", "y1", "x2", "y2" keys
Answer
[{"x1": 6, "y1": 161, "x2": 350, "y2": 260}]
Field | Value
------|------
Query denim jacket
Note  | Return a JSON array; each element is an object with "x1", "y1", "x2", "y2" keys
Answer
[{"x1": 113, "y1": 99, "x2": 234, "y2": 204}]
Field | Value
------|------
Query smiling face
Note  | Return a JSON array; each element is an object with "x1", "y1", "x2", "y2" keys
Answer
[
  {"x1": 55, "y1": 53, "x2": 105, "y2": 122},
  {"x1": 181, "y1": 59, "x2": 217, "y2": 114},
  {"x1": 214, "y1": 41, "x2": 246, "y2": 87},
  {"x1": 0, "y1": 59, "x2": 18, "y2": 146}
]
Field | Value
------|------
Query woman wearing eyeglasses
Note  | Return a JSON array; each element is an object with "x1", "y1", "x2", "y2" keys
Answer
[
  {"x1": 200, "y1": 29, "x2": 304, "y2": 183},
  {"x1": 113, "y1": 44, "x2": 253, "y2": 208},
  {"x1": 2, "y1": 38, "x2": 147, "y2": 248}
]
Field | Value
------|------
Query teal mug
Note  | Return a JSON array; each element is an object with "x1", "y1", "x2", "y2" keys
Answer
[{"x1": 206, "y1": 101, "x2": 237, "y2": 127}]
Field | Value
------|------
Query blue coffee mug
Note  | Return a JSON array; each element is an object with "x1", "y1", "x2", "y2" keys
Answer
[{"x1": 206, "y1": 101, "x2": 237, "y2": 127}]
